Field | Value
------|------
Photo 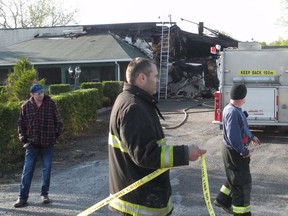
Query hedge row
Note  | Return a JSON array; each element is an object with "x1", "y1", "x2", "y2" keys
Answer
[
  {"x1": 0, "y1": 102, "x2": 23, "y2": 171},
  {"x1": 49, "y1": 84, "x2": 71, "y2": 95},
  {"x1": 48, "y1": 81, "x2": 124, "y2": 107},
  {"x1": 81, "y1": 81, "x2": 124, "y2": 107}
]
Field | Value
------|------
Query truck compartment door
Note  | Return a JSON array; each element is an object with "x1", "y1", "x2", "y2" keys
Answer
[{"x1": 242, "y1": 88, "x2": 277, "y2": 121}]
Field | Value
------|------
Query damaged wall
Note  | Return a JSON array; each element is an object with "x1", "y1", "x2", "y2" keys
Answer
[
  {"x1": 100, "y1": 23, "x2": 238, "y2": 98},
  {"x1": 151, "y1": 25, "x2": 238, "y2": 98}
]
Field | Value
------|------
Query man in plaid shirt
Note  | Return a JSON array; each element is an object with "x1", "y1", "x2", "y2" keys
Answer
[{"x1": 14, "y1": 84, "x2": 63, "y2": 208}]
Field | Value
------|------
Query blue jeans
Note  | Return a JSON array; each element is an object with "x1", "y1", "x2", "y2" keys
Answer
[{"x1": 19, "y1": 145, "x2": 53, "y2": 200}]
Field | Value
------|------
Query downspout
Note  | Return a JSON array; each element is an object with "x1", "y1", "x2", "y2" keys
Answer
[{"x1": 115, "y1": 61, "x2": 120, "y2": 81}]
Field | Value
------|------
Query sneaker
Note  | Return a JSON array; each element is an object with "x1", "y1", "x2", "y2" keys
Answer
[
  {"x1": 214, "y1": 199, "x2": 233, "y2": 214},
  {"x1": 41, "y1": 195, "x2": 50, "y2": 204},
  {"x1": 13, "y1": 198, "x2": 27, "y2": 208}
]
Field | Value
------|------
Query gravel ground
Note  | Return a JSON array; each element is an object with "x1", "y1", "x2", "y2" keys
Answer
[{"x1": 0, "y1": 98, "x2": 287, "y2": 216}]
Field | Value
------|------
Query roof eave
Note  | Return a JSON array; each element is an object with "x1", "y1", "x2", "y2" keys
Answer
[{"x1": 0, "y1": 58, "x2": 134, "y2": 67}]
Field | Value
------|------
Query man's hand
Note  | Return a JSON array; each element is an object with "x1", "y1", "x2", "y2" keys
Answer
[
  {"x1": 252, "y1": 136, "x2": 260, "y2": 145},
  {"x1": 243, "y1": 136, "x2": 260, "y2": 158},
  {"x1": 243, "y1": 150, "x2": 252, "y2": 158},
  {"x1": 188, "y1": 144, "x2": 207, "y2": 161},
  {"x1": 23, "y1": 143, "x2": 30, "y2": 149}
]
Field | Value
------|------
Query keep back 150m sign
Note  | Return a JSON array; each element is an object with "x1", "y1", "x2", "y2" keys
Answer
[{"x1": 238, "y1": 70, "x2": 276, "y2": 76}]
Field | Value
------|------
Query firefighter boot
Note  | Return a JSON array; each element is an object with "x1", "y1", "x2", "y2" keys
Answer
[
  {"x1": 214, "y1": 191, "x2": 233, "y2": 214},
  {"x1": 234, "y1": 213, "x2": 251, "y2": 216}
]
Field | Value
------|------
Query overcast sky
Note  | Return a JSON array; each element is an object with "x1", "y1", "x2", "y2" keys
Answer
[{"x1": 63, "y1": 0, "x2": 286, "y2": 43}]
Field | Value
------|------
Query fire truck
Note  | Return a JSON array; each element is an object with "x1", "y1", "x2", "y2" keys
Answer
[{"x1": 213, "y1": 42, "x2": 288, "y2": 130}]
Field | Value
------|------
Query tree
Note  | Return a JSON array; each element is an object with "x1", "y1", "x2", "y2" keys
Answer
[
  {"x1": 0, "y1": 0, "x2": 78, "y2": 28},
  {"x1": 278, "y1": 0, "x2": 288, "y2": 31},
  {"x1": 269, "y1": 37, "x2": 288, "y2": 46},
  {"x1": 4, "y1": 57, "x2": 45, "y2": 102},
  {"x1": 259, "y1": 38, "x2": 288, "y2": 47}
]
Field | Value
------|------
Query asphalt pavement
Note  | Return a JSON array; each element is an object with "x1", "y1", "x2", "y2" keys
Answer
[{"x1": 0, "y1": 98, "x2": 287, "y2": 216}]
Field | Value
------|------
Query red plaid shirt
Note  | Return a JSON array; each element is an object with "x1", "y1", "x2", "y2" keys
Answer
[{"x1": 18, "y1": 95, "x2": 63, "y2": 147}]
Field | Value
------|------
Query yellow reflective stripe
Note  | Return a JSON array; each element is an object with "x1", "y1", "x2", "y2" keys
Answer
[
  {"x1": 109, "y1": 197, "x2": 173, "y2": 216},
  {"x1": 78, "y1": 168, "x2": 169, "y2": 216},
  {"x1": 220, "y1": 185, "x2": 231, "y2": 196},
  {"x1": 157, "y1": 138, "x2": 174, "y2": 168},
  {"x1": 160, "y1": 145, "x2": 173, "y2": 168},
  {"x1": 109, "y1": 133, "x2": 128, "y2": 153},
  {"x1": 109, "y1": 134, "x2": 173, "y2": 167},
  {"x1": 156, "y1": 138, "x2": 166, "y2": 145},
  {"x1": 232, "y1": 205, "x2": 251, "y2": 214}
]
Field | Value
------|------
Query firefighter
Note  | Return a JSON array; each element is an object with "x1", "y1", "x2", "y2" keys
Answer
[
  {"x1": 214, "y1": 83, "x2": 260, "y2": 216},
  {"x1": 108, "y1": 57, "x2": 206, "y2": 215}
]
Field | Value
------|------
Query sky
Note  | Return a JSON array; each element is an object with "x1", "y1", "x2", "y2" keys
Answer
[{"x1": 64, "y1": 0, "x2": 286, "y2": 43}]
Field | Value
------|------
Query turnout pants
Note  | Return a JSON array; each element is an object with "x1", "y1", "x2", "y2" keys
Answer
[{"x1": 216, "y1": 146, "x2": 252, "y2": 216}]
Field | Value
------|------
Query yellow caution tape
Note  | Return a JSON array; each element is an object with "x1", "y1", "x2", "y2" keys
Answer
[
  {"x1": 78, "y1": 155, "x2": 214, "y2": 216},
  {"x1": 201, "y1": 154, "x2": 216, "y2": 216},
  {"x1": 77, "y1": 168, "x2": 169, "y2": 216}
]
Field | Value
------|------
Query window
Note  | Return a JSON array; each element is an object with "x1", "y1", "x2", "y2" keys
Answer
[{"x1": 38, "y1": 68, "x2": 61, "y2": 84}]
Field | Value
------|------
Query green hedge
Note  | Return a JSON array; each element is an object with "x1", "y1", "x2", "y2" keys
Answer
[
  {"x1": 103, "y1": 81, "x2": 124, "y2": 105},
  {"x1": 0, "y1": 86, "x2": 5, "y2": 93},
  {"x1": 49, "y1": 84, "x2": 71, "y2": 95},
  {"x1": 0, "y1": 102, "x2": 23, "y2": 173},
  {"x1": 80, "y1": 81, "x2": 124, "y2": 107},
  {"x1": 51, "y1": 88, "x2": 100, "y2": 138},
  {"x1": 80, "y1": 82, "x2": 103, "y2": 97},
  {"x1": 80, "y1": 82, "x2": 104, "y2": 108},
  {"x1": 0, "y1": 86, "x2": 8, "y2": 103}
]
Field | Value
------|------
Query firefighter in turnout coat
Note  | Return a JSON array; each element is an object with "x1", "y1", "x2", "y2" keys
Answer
[{"x1": 108, "y1": 57, "x2": 206, "y2": 216}]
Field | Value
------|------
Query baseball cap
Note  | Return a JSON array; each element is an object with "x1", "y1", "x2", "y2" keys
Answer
[{"x1": 30, "y1": 84, "x2": 44, "y2": 94}]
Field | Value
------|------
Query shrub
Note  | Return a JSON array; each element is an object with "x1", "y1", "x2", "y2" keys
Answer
[
  {"x1": 52, "y1": 88, "x2": 100, "y2": 138},
  {"x1": 49, "y1": 84, "x2": 71, "y2": 95},
  {"x1": 103, "y1": 81, "x2": 124, "y2": 106},
  {"x1": 4, "y1": 57, "x2": 45, "y2": 102},
  {"x1": 0, "y1": 87, "x2": 7, "y2": 103},
  {"x1": 0, "y1": 86, "x2": 4, "y2": 93},
  {"x1": 0, "y1": 102, "x2": 23, "y2": 173},
  {"x1": 80, "y1": 82, "x2": 104, "y2": 108}
]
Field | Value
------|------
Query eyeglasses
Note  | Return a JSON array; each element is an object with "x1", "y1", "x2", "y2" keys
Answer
[{"x1": 34, "y1": 91, "x2": 44, "y2": 95}]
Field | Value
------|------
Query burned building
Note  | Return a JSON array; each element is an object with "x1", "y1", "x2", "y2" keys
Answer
[
  {"x1": 0, "y1": 22, "x2": 238, "y2": 98},
  {"x1": 86, "y1": 22, "x2": 238, "y2": 98}
]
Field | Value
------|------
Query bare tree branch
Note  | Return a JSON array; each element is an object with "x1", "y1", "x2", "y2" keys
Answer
[{"x1": 0, "y1": 0, "x2": 78, "y2": 29}]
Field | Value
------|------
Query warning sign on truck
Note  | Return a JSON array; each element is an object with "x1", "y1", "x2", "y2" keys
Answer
[{"x1": 238, "y1": 70, "x2": 276, "y2": 76}]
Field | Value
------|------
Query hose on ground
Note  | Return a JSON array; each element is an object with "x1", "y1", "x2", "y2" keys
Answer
[{"x1": 162, "y1": 100, "x2": 214, "y2": 130}]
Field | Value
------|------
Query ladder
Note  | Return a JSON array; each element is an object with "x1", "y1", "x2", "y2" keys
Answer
[{"x1": 157, "y1": 23, "x2": 170, "y2": 100}]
